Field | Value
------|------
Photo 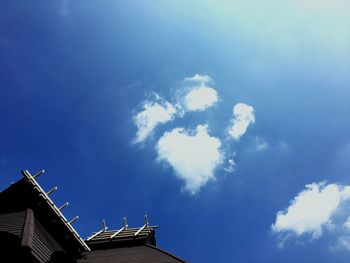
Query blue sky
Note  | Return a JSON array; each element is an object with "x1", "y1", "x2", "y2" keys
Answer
[{"x1": 1, "y1": 1, "x2": 350, "y2": 262}]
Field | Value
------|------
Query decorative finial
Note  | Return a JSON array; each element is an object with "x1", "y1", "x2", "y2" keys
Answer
[
  {"x1": 102, "y1": 219, "x2": 107, "y2": 231},
  {"x1": 33, "y1": 170, "x2": 45, "y2": 179},
  {"x1": 58, "y1": 202, "x2": 69, "y2": 211},
  {"x1": 144, "y1": 214, "x2": 149, "y2": 227},
  {"x1": 69, "y1": 216, "x2": 79, "y2": 224},
  {"x1": 46, "y1": 186, "x2": 58, "y2": 196},
  {"x1": 124, "y1": 217, "x2": 128, "y2": 229}
]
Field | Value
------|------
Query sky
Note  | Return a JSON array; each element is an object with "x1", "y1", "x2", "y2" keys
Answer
[{"x1": 1, "y1": 1, "x2": 350, "y2": 262}]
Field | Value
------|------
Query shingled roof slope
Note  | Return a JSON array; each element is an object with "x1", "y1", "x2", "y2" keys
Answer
[
  {"x1": 78, "y1": 244, "x2": 186, "y2": 263},
  {"x1": 88, "y1": 226, "x2": 156, "y2": 241},
  {"x1": 86, "y1": 225, "x2": 157, "y2": 249}
]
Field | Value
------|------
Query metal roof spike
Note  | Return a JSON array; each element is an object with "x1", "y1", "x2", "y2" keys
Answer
[
  {"x1": 33, "y1": 169, "x2": 45, "y2": 179},
  {"x1": 134, "y1": 224, "x2": 146, "y2": 236},
  {"x1": 87, "y1": 228, "x2": 104, "y2": 241},
  {"x1": 110, "y1": 225, "x2": 126, "y2": 239},
  {"x1": 124, "y1": 217, "x2": 128, "y2": 229},
  {"x1": 102, "y1": 219, "x2": 107, "y2": 231},
  {"x1": 46, "y1": 186, "x2": 58, "y2": 196},
  {"x1": 69, "y1": 216, "x2": 79, "y2": 224},
  {"x1": 58, "y1": 202, "x2": 69, "y2": 211},
  {"x1": 144, "y1": 214, "x2": 149, "y2": 227}
]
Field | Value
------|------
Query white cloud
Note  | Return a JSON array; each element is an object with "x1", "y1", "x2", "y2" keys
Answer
[
  {"x1": 224, "y1": 158, "x2": 236, "y2": 173},
  {"x1": 343, "y1": 217, "x2": 350, "y2": 230},
  {"x1": 156, "y1": 124, "x2": 223, "y2": 194},
  {"x1": 180, "y1": 74, "x2": 218, "y2": 112},
  {"x1": 184, "y1": 74, "x2": 212, "y2": 84},
  {"x1": 133, "y1": 94, "x2": 177, "y2": 143},
  {"x1": 132, "y1": 74, "x2": 258, "y2": 194},
  {"x1": 183, "y1": 86, "x2": 218, "y2": 112},
  {"x1": 331, "y1": 215, "x2": 350, "y2": 252},
  {"x1": 228, "y1": 103, "x2": 255, "y2": 140},
  {"x1": 272, "y1": 182, "x2": 350, "y2": 239},
  {"x1": 341, "y1": 186, "x2": 350, "y2": 200}
]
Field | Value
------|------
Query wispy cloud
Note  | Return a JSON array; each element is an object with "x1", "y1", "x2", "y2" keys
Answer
[
  {"x1": 228, "y1": 103, "x2": 255, "y2": 140},
  {"x1": 224, "y1": 158, "x2": 236, "y2": 173},
  {"x1": 156, "y1": 124, "x2": 223, "y2": 194},
  {"x1": 272, "y1": 182, "x2": 350, "y2": 247},
  {"x1": 181, "y1": 74, "x2": 218, "y2": 112},
  {"x1": 133, "y1": 94, "x2": 176, "y2": 143},
  {"x1": 254, "y1": 136, "x2": 269, "y2": 152},
  {"x1": 335, "y1": 236, "x2": 350, "y2": 251},
  {"x1": 184, "y1": 74, "x2": 212, "y2": 83}
]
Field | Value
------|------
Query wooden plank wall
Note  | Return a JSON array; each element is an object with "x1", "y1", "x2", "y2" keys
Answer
[
  {"x1": 32, "y1": 217, "x2": 65, "y2": 263},
  {"x1": 0, "y1": 211, "x2": 25, "y2": 238}
]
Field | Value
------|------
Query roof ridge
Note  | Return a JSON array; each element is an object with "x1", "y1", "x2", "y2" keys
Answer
[
  {"x1": 103, "y1": 225, "x2": 158, "y2": 232},
  {"x1": 86, "y1": 223, "x2": 158, "y2": 241},
  {"x1": 21, "y1": 170, "x2": 90, "y2": 252}
]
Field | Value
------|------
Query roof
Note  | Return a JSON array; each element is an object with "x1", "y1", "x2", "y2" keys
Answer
[
  {"x1": 86, "y1": 218, "x2": 158, "y2": 249},
  {"x1": 78, "y1": 244, "x2": 186, "y2": 263},
  {"x1": 84, "y1": 220, "x2": 186, "y2": 262},
  {"x1": 0, "y1": 169, "x2": 187, "y2": 262},
  {"x1": 0, "y1": 170, "x2": 90, "y2": 256},
  {"x1": 87, "y1": 226, "x2": 157, "y2": 242},
  {"x1": 21, "y1": 170, "x2": 90, "y2": 252}
]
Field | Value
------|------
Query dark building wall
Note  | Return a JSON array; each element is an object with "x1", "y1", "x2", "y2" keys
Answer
[
  {"x1": 0, "y1": 209, "x2": 69, "y2": 263},
  {"x1": 0, "y1": 231, "x2": 40, "y2": 263},
  {"x1": 32, "y1": 217, "x2": 65, "y2": 263},
  {"x1": 0, "y1": 210, "x2": 26, "y2": 239}
]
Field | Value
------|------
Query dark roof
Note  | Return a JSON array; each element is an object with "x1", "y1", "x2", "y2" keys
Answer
[
  {"x1": 88, "y1": 226, "x2": 157, "y2": 241},
  {"x1": 0, "y1": 170, "x2": 187, "y2": 262},
  {"x1": 0, "y1": 170, "x2": 90, "y2": 256},
  {"x1": 84, "y1": 223, "x2": 186, "y2": 262},
  {"x1": 86, "y1": 223, "x2": 158, "y2": 250},
  {"x1": 78, "y1": 244, "x2": 186, "y2": 263}
]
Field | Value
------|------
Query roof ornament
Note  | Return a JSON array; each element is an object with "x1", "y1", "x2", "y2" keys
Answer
[
  {"x1": 124, "y1": 217, "x2": 128, "y2": 229},
  {"x1": 144, "y1": 214, "x2": 149, "y2": 227},
  {"x1": 110, "y1": 217, "x2": 128, "y2": 239},
  {"x1": 102, "y1": 219, "x2": 107, "y2": 232},
  {"x1": 33, "y1": 169, "x2": 45, "y2": 179},
  {"x1": 87, "y1": 219, "x2": 108, "y2": 241},
  {"x1": 135, "y1": 215, "x2": 149, "y2": 236},
  {"x1": 46, "y1": 186, "x2": 58, "y2": 196},
  {"x1": 69, "y1": 216, "x2": 79, "y2": 224},
  {"x1": 58, "y1": 202, "x2": 69, "y2": 211}
]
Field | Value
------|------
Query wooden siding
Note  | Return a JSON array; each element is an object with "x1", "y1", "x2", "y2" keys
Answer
[
  {"x1": 0, "y1": 209, "x2": 68, "y2": 263},
  {"x1": 0, "y1": 211, "x2": 25, "y2": 238},
  {"x1": 31, "y1": 217, "x2": 64, "y2": 263}
]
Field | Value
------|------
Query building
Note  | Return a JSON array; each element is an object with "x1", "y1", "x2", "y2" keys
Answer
[{"x1": 0, "y1": 170, "x2": 186, "y2": 263}]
